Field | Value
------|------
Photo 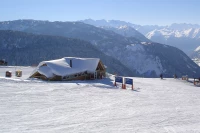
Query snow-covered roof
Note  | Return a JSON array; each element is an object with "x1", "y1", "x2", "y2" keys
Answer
[{"x1": 31, "y1": 57, "x2": 100, "y2": 78}]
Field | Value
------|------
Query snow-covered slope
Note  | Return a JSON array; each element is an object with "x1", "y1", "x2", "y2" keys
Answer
[
  {"x1": 190, "y1": 46, "x2": 200, "y2": 66},
  {"x1": 1, "y1": 66, "x2": 200, "y2": 133},
  {"x1": 194, "y1": 46, "x2": 200, "y2": 52}
]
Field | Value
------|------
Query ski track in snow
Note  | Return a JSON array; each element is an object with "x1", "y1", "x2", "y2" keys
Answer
[{"x1": 0, "y1": 67, "x2": 200, "y2": 132}]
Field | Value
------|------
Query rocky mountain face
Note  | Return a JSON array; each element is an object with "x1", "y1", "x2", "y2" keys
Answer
[
  {"x1": 0, "y1": 30, "x2": 135, "y2": 76},
  {"x1": 114, "y1": 42, "x2": 200, "y2": 77},
  {"x1": 0, "y1": 20, "x2": 199, "y2": 77}
]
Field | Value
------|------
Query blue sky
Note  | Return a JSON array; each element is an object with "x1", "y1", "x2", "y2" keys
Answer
[{"x1": 0, "y1": 0, "x2": 199, "y2": 26}]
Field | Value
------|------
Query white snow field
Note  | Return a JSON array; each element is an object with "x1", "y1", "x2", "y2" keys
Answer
[{"x1": 1, "y1": 66, "x2": 200, "y2": 133}]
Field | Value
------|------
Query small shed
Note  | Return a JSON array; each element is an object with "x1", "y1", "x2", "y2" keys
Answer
[
  {"x1": 29, "y1": 57, "x2": 106, "y2": 81},
  {"x1": 5, "y1": 71, "x2": 12, "y2": 77},
  {"x1": 194, "y1": 78, "x2": 200, "y2": 86},
  {"x1": 16, "y1": 70, "x2": 22, "y2": 77},
  {"x1": 182, "y1": 75, "x2": 188, "y2": 80}
]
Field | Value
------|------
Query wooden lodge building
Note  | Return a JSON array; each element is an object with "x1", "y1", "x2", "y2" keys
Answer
[{"x1": 29, "y1": 57, "x2": 106, "y2": 81}]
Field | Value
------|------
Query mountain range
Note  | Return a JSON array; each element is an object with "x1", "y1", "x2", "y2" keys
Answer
[
  {"x1": 0, "y1": 19, "x2": 199, "y2": 77},
  {"x1": 81, "y1": 19, "x2": 200, "y2": 55}
]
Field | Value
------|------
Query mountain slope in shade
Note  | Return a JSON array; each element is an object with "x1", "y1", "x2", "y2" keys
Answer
[
  {"x1": 0, "y1": 20, "x2": 199, "y2": 77},
  {"x1": 0, "y1": 30, "x2": 135, "y2": 76}
]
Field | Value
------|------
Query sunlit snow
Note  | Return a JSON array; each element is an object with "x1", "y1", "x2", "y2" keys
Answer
[{"x1": 1, "y1": 66, "x2": 200, "y2": 133}]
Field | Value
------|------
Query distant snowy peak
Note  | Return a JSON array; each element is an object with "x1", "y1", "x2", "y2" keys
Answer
[
  {"x1": 146, "y1": 28, "x2": 200, "y2": 39},
  {"x1": 81, "y1": 19, "x2": 200, "y2": 39},
  {"x1": 117, "y1": 25, "x2": 138, "y2": 33},
  {"x1": 174, "y1": 28, "x2": 200, "y2": 38},
  {"x1": 146, "y1": 30, "x2": 165, "y2": 39},
  {"x1": 192, "y1": 29, "x2": 200, "y2": 38},
  {"x1": 80, "y1": 19, "x2": 140, "y2": 29},
  {"x1": 80, "y1": 19, "x2": 200, "y2": 55},
  {"x1": 115, "y1": 25, "x2": 139, "y2": 34}
]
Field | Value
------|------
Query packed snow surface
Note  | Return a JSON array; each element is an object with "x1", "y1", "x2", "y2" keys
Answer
[{"x1": 1, "y1": 66, "x2": 200, "y2": 133}]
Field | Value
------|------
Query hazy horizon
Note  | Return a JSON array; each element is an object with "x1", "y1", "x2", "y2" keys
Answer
[
  {"x1": 1, "y1": 0, "x2": 199, "y2": 26},
  {"x1": 1, "y1": 18, "x2": 200, "y2": 27}
]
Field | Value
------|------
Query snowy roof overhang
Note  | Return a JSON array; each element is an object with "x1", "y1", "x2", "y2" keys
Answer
[{"x1": 31, "y1": 57, "x2": 100, "y2": 78}]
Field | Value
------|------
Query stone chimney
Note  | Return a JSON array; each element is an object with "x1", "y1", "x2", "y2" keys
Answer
[{"x1": 70, "y1": 60, "x2": 72, "y2": 67}]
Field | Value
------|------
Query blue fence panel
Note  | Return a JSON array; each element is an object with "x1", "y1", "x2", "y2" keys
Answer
[
  {"x1": 125, "y1": 78, "x2": 133, "y2": 85},
  {"x1": 115, "y1": 76, "x2": 123, "y2": 83}
]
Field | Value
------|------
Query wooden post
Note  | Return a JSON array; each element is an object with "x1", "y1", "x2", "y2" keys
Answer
[
  {"x1": 122, "y1": 77, "x2": 126, "y2": 89},
  {"x1": 114, "y1": 76, "x2": 117, "y2": 86},
  {"x1": 123, "y1": 84, "x2": 126, "y2": 89},
  {"x1": 131, "y1": 79, "x2": 134, "y2": 90}
]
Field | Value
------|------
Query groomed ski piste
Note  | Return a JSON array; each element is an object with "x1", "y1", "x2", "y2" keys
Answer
[{"x1": 0, "y1": 66, "x2": 200, "y2": 133}]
